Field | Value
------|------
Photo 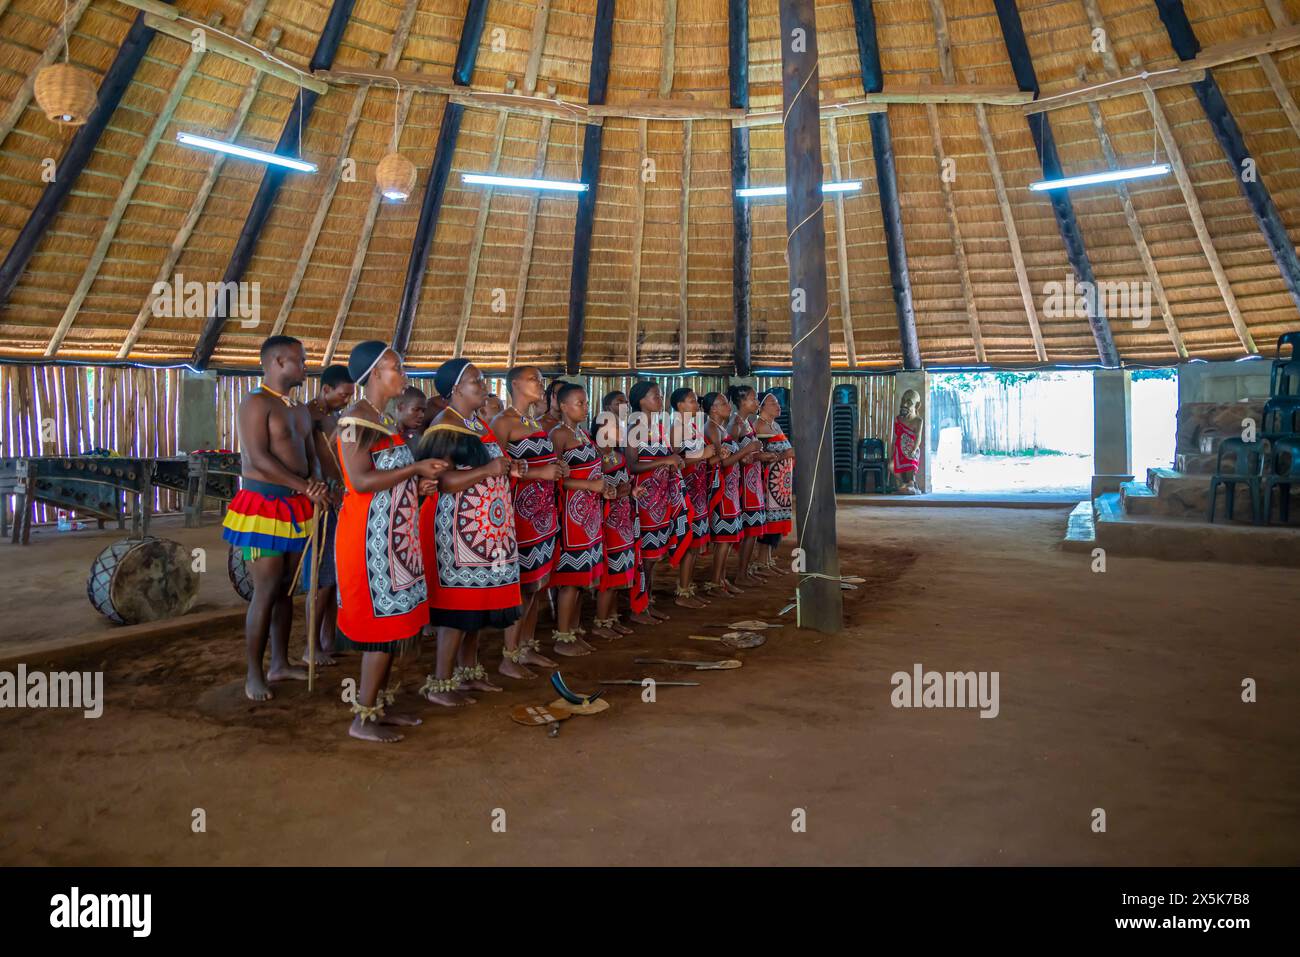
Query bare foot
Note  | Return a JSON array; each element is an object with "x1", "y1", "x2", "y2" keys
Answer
[
  {"x1": 499, "y1": 659, "x2": 537, "y2": 679},
  {"x1": 267, "y1": 663, "x2": 309, "y2": 682},
  {"x1": 464, "y1": 676, "x2": 503, "y2": 693},
  {"x1": 245, "y1": 673, "x2": 273, "y2": 702},
  {"x1": 302, "y1": 649, "x2": 338, "y2": 667},
  {"x1": 553, "y1": 641, "x2": 591, "y2": 657},
  {"x1": 423, "y1": 689, "x2": 476, "y2": 707},
  {"x1": 591, "y1": 625, "x2": 620, "y2": 639},
  {"x1": 629, "y1": 612, "x2": 657, "y2": 625},
  {"x1": 612, "y1": 620, "x2": 634, "y2": 635},
  {"x1": 379, "y1": 711, "x2": 423, "y2": 726},
  {"x1": 349, "y1": 718, "x2": 403, "y2": 743},
  {"x1": 520, "y1": 646, "x2": 557, "y2": 668},
  {"x1": 736, "y1": 574, "x2": 762, "y2": 586},
  {"x1": 674, "y1": 594, "x2": 706, "y2": 609},
  {"x1": 723, "y1": 580, "x2": 744, "y2": 595},
  {"x1": 647, "y1": 605, "x2": 670, "y2": 621}
]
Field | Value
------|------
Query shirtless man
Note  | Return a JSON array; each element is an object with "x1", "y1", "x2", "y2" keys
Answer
[
  {"x1": 223, "y1": 336, "x2": 329, "y2": 701},
  {"x1": 302, "y1": 363, "x2": 355, "y2": 666}
]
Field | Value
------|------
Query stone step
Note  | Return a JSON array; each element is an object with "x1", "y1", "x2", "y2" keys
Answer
[
  {"x1": 1061, "y1": 500, "x2": 1095, "y2": 551},
  {"x1": 1092, "y1": 508, "x2": 1300, "y2": 567},
  {"x1": 1119, "y1": 480, "x2": 1157, "y2": 514},
  {"x1": 1121, "y1": 469, "x2": 1212, "y2": 517},
  {"x1": 1176, "y1": 451, "x2": 1217, "y2": 474}
]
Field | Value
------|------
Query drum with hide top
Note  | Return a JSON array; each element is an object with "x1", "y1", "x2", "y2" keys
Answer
[{"x1": 87, "y1": 537, "x2": 199, "y2": 625}]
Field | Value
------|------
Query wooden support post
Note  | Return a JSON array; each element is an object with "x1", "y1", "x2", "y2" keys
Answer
[
  {"x1": 0, "y1": 7, "x2": 174, "y2": 310},
  {"x1": 1087, "y1": 100, "x2": 1187, "y2": 359},
  {"x1": 190, "y1": 0, "x2": 358, "y2": 368},
  {"x1": 677, "y1": 119, "x2": 691, "y2": 366},
  {"x1": 974, "y1": 104, "x2": 1047, "y2": 362},
  {"x1": 523, "y1": 0, "x2": 552, "y2": 94},
  {"x1": 1153, "y1": 0, "x2": 1300, "y2": 316},
  {"x1": 847, "y1": 0, "x2": 921, "y2": 370},
  {"x1": 454, "y1": 83, "x2": 514, "y2": 358},
  {"x1": 627, "y1": 119, "x2": 648, "y2": 368},
  {"x1": 0, "y1": 0, "x2": 94, "y2": 147},
  {"x1": 728, "y1": 0, "x2": 752, "y2": 375},
  {"x1": 44, "y1": 15, "x2": 221, "y2": 356},
  {"x1": 825, "y1": 118, "x2": 858, "y2": 365},
  {"x1": 1142, "y1": 83, "x2": 1256, "y2": 353},
  {"x1": 120, "y1": 21, "x2": 277, "y2": 358},
  {"x1": 779, "y1": 0, "x2": 842, "y2": 633},
  {"x1": 992, "y1": 0, "x2": 1119, "y2": 367},
  {"x1": 507, "y1": 107, "x2": 554, "y2": 367},
  {"x1": 564, "y1": 0, "x2": 616, "y2": 374}
]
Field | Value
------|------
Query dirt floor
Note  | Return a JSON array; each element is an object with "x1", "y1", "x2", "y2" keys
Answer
[{"x1": 1, "y1": 505, "x2": 1297, "y2": 865}]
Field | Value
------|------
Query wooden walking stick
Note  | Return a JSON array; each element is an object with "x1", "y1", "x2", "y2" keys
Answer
[{"x1": 305, "y1": 511, "x2": 327, "y2": 692}]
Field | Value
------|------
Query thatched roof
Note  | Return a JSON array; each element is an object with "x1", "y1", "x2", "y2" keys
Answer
[{"x1": 0, "y1": 0, "x2": 1297, "y2": 371}]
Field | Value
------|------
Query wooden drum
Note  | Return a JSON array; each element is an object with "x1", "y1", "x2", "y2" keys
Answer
[{"x1": 87, "y1": 537, "x2": 199, "y2": 625}]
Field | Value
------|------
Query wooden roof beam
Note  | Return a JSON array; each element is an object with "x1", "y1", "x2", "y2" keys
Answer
[
  {"x1": 825, "y1": 118, "x2": 858, "y2": 366},
  {"x1": 848, "y1": 0, "x2": 921, "y2": 371},
  {"x1": 992, "y1": 0, "x2": 1118, "y2": 367},
  {"x1": 677, "y1": 119, "x2": 692, "y2": 365},
  {"x1": 190, "y1": 0, "x2": 358, "y2": 368},
  {"x1": 273, "y1": 0, "x2": 420, "y2": 343},
  {"x1": 523, "y1": 0, "x2": 551, "y2": 95},
  {"x1": 391, "y1": 0, "x2": 491, "y2": 355},
  {"x1": 454, "y1": 83, "x2": 514, "y2": 358},
  {"x1": 626, "y1": 119, "x2": 648, "y2": 368},
  {"x1": 974, "y1": 103, "x2": 1047, "y2": 362},
  {"x1": 506, "y1": 105, "x2": 555, "y2": 368},
  {"x1": 564, "y1": 0, "x2": 616, "y2": 374},
  {"x1": 1153, "y1": 0, "x2": 1300, "y2": 316},
  {"x1": 1142, "y1": 82, "x2": 1256, "y2": 353},
  {"x1": 1259, "y1": 0, "x2": 1300, "y2": 141},
  {"x1": 0, "y1": 5, "x2": 175, "y2": 311},
  {"x1": 45, "y1": 14, "x2": 223, "y2": 356},
  {"x1": 119, "y1": 20, "x2": 278, "y2": 359},
  {"x1": 660, "y1": 0, "x2": 677, "y2": 98}
]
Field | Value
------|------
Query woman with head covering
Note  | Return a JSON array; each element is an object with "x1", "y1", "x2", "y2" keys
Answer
[
  {"x1": 700, "y1": 391, "x2": 758, "y2": 596},
  {"x1": 667, "y1": 387, "x2": 717, "y2": 608},
  {"x1": 548, "y1": 383, "x2": 616, "y2": 652},
  {"x1": 591, "y1": 389, "x2": 642, "y2": 637},
  {"x1": 624, "y1": 380, "x2": 685, "y2": 622},
  {"x1": 491, "y1": 365, "x2": 576, "y2": 671},
  {"x1": 334, "y1": 341, "x2": 450, "y2": 743},
  {"x1": 755, "y1": 391, "x2": 795, "y2": 573},
  {"x1": 727, "y1": 384, "x2": 768, "y2": 585},
  {"x1": 415, "y1": 358, "x2": 521, "y2": 704}
]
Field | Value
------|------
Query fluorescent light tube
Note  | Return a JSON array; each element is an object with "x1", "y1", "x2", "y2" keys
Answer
[
  {"x1": 1029, "y1": 163, "x2": 1170, "y2": 191},
  {"x1": 736, "y1": 181, "x2": 862, "y2": 198},
  {"x1": 462, "y1": 173, "x2": 587, "y2": 192},
  {"x1": 176, "y1": 132, "x2": 317, "y2": 173}
]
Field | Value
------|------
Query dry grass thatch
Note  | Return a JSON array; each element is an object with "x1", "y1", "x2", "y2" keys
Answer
[{"x1": 0, "y1": 0, "x2": 1297, "y2": 372}]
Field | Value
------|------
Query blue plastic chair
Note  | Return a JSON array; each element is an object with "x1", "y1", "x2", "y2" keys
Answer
[
  {"x1": 1261, "y1": 396, "x2": 1300, "y2": 443},
  {"x1": 1263, "y1": 438, "x2": 1300, "y2": 525},
  {"x1": 1272, "y1": 332, "x2": 1300, "y2": 399},
  {"x1": 1207, "y1": 438, "x2": 1266, "y2": 524}
]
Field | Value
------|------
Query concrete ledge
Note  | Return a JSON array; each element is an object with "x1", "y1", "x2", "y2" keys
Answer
[
  {"x1": 0, "y1": 602, "x2": 285, "y2": 671},
  {"x1": 839, "y1": 493, "x2": 1077, "y2": 509}
]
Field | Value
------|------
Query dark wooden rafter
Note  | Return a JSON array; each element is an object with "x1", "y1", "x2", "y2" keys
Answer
[
  {"x1": 0, "y1": 5, "x2": 175, "y2": 312},
  {"x1": 846, "y1": 0, "x2": 921, "y2": 371},
  {"x1": 564, "y1": 0, "x2": 616, "y2": 374},
  {"x1": 190, "y1": 0, "x2": 357, "y2": 368},
  {"x1": 390, "y1": 0, "x2": 492, "y2": 355},
  {"x1": 1153, "y1": 0, "x2": 1300, "y2": 315},
  {"x1": 992, "y1": 0, "x2": 1119, "y2": 367},
  {"x1": 729, "y1": 0, "x2": 752, "y2": 375},
  {"x1": 779, "y1": 0, "x2": 842, "y2": 632}
]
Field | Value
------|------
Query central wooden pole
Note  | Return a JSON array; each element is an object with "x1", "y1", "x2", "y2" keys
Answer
[{"x1": 779, "y1": 0, "x2": 842, "y2": 632}]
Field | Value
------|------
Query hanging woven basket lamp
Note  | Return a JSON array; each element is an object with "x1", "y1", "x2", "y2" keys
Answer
[
  {"x1": 34, "y1": 62, "x2": 98, "y2": 126},
  {"x1": 376, "y1": 152, "x2": 416, "y2": 201}
]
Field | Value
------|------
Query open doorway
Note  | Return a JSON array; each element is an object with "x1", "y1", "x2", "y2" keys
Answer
[
  {"x1": 927, "y1": 371, "x2": 1094, "y2": 494},
  {"x1": 1130, "y1": 368, "x2": 1178, "y2": 477}
]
